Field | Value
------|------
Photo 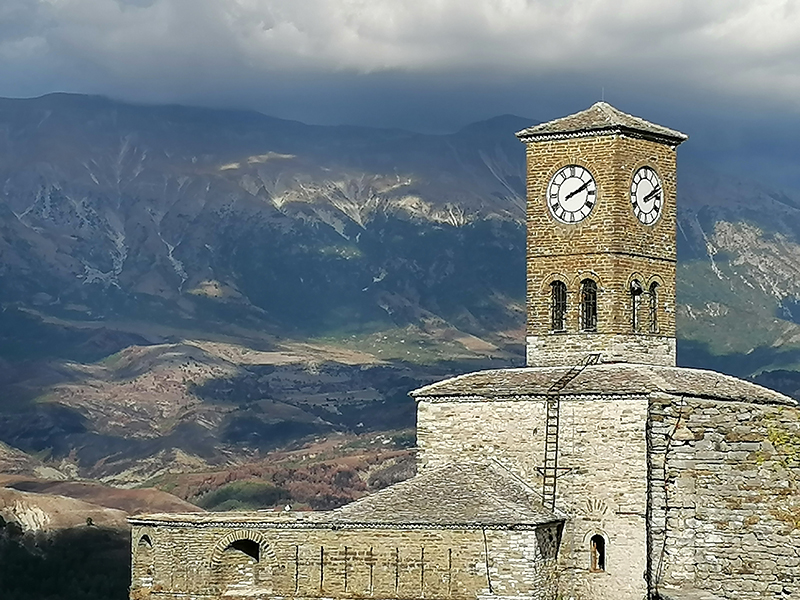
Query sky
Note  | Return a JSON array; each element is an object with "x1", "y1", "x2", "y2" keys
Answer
[{"x1": 2, "y1": 0, "x2": 800, "y2": 185}]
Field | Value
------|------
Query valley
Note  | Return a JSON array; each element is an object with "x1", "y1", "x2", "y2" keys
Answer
[{"x1": 0, "y1": 93, "x2": 799, "y2": 531}]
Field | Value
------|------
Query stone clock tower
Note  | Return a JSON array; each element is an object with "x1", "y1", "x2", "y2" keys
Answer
[{"x1": 516, "y1": 102, "x2": 688, "y2": 367}]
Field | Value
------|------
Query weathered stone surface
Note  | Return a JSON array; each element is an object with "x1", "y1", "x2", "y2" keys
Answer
[{"x1": 648, "y1": 396, "x2": 800, "y2": 600}]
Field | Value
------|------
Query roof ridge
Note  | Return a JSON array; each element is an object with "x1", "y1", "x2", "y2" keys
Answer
[
  {"x1": 515, "y1": 102, "x2": 688, "y2": 145},
  {"x1": 595, "y1": 101, "x2": 616, "y2": 123}
]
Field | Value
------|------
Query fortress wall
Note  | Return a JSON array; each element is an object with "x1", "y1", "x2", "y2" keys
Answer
[
  {"x1": 417, "y1": 395, "x2": 650, "y2": 600},
  {"x1": 648, "y1": 394, "x2": 800, "y2": 599},
  {"x1": 129, "y1": 522, "x2": 560, "y2": 600}
]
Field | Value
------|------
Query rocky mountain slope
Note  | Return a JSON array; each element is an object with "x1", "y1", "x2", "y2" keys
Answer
[{"x1": 0, "y1": 93, "x2": 799, "y2": 503}]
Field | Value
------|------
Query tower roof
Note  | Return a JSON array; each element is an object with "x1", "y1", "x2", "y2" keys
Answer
[{"x1": 516, "y1": 102, "x2": 688, "y2": 146}]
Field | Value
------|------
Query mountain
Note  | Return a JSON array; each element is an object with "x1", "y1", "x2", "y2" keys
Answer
[
  {"x1": 0, "y1": 93, "x2": 799, "y2": 496},
  {"x1": 0, "y1": 93, "x2": 527, "y2": 337}
]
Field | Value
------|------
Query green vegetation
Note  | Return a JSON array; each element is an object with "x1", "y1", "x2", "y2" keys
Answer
[
  {"x1": 313, "y1": 326, "x2": 488, "y2": 364},
  {"x1": 194, "y1": 480, "x2": 291, "y2": 511}
]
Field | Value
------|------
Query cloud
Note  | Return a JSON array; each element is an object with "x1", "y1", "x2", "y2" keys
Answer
[{"x1": 2, "y1": 0, "x2": 800, "y2": 121}]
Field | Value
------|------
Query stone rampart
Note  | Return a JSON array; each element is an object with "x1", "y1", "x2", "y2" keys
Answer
[
  {"x1": 648, "y1": 394, "x2": 800, "y2": 599},
  {"x1": 129, "y1": 520, "x2": 560, "y2": 600}
]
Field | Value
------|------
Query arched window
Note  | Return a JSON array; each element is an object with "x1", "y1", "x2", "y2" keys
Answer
[
  {"x1": 580, "y1": 279, "x2": 597, "y2": 332},
  {"x1": 550, "y1": 281, "x2": 567, "y2": 331},
  {"x1": 590, "y1": 534, "x2": 606, "y2": 572},
  {"x1": 649, "y1": 282, "x2": 659, "y2": 333},
  {"x1": 136, "y1": 535, "x2": 154, "y2": 587},
  {"x1": 630, "y1": 280, "x2": 643, "y2": 332}
]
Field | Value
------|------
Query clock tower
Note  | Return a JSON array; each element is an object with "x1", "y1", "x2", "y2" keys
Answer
[{"x1": 516, "y1": 102, "x2": 688, "y2": 367}]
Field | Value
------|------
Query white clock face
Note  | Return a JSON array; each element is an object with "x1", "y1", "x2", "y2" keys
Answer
[
  {"x1": 546, "y1": 165, "x2": 597, "y2": 224},
  {"x1": 630, "y1": 166, "x2": 663, "y2": 225}
]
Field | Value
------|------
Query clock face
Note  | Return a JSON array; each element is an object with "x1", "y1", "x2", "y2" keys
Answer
[
  {"x1": 546, "y1": 165, "x2": 597, "y2": 224},
  {"x1": 630, "y1": 166, "x2": 663, "y2": 225}
]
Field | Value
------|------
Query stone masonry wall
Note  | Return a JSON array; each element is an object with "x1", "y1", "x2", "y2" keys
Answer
[
  {"x1": 524, "y1": 133, "x2": 678, "y2": 368},
  {"x1": 417, "y1": 394, "x2": 651, "y2": 600},
  {"x1": 648, "y1": 394, "x2": 800, "y2": 599},
  {"x1": 129, "y1": 522, "x2": 560, "y2": 600},
  {"x1": 526, "y1": 333, "x2": 675, "y2": 368}
]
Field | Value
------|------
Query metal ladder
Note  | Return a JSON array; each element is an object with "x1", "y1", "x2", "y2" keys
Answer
[{"x1": 542, "y1": 353, "x2": 601, "y2": 510}]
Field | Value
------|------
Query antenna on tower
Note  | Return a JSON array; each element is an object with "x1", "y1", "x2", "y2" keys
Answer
[{"x1": 601, "y1": 87, "x2": 605, "y2": 102}]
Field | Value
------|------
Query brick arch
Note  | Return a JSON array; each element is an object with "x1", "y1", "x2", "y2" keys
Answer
[
  {"x1": 646, "y1": 273, "x2": 666, "y2": 289},
  {"x1": 570, "y1": 270, "x2": 605, "y2": 291},
  {"x1": 538, "y1": 272, "x2": 571, "y2": 293},
  {"x1": 627, "y1": 272, "x2": 646, "y2": 289},
  {"x1": 208, "y1": 529, "x2": 276, "y2": 570},
  {"x1": 208, "y1": 529, "x2": 278, "y2": 594}
]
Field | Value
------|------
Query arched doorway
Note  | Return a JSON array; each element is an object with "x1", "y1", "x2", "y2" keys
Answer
[{"x1": 210, "y1": 531, "x2": 273, "y2": 595}]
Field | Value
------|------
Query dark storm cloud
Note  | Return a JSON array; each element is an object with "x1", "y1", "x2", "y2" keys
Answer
[
  {"x1": 3, "y1": 1, "x2": 800, "y2": 117},
  {"x1": 3, "y1": 0, "x2": 800, "y2": 191}
]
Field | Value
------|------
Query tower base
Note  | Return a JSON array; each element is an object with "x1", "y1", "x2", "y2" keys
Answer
[{"x1": 526, "y1": 333, "x2": 676, "y2": 367}]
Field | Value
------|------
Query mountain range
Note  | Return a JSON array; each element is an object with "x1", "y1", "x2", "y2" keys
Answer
[{"x1": 1, "y1": 93, "x2": 800, "y2": 514}]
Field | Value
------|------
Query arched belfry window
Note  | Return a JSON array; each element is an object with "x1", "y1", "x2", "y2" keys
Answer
[
  {"x1": 580, "y1": 279, "x2": 597, "y2": 332},
  {"x1": 649, "y1": 282, "x2": 660, "y2": 333},
  {"x1": 630, "y1": 280, "x2": 643, "y2": 332},
  {"x1": 550, "y1": 281, "x2": 567, "y2": 332},
  {"x1": 590, "y1": 534, "x2": 606, "y2": 572}
]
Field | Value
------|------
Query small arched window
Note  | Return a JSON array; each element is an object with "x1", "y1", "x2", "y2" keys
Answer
[
  {"x1": 550, "y1": 281, "x2": 567, "y2": 332},
  {"x1": 630, "y1": 280, "x2": 643, "y2": 332},
  {"x1": 580, "y1": 279, "x2": 597, "y2": 332},
  {"x1": 649, "y1": 282, "x2": 659, "y2": 333},
  {"x1": 590, "y1": 534, "x2": 606, "y2": 572},
  {"x1": 137, "y1": 535, "x2": 154, "y2": 586}
]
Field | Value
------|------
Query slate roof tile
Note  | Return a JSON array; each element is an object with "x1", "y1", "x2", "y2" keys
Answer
[
  {"x1": 329, "y1": 462, "x2": 560, "y2": 528},
  {"x1": 411, "y1": 364, "x2": 795, "y2": 406},
  {"x1": 516, "y1": 102, "x2": 688, "y2": 144}
]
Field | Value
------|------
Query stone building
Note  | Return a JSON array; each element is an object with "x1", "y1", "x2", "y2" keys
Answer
[{"x1": 130, "y1": 103, "x2": 800, "y2": 600}]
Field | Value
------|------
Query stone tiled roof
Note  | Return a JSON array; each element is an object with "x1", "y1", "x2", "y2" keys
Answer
[
  {"x1": 516, "y1": 102, "x2": 688, "y2": 145},
  {"x1": 411, "y1": 364, "x2": 796, "y2": 406},
  {"x1": 328, "y1": 462, "x2": 560, "y2": 529},
  {"x1": 130, "y1": 463, "x2": 560, "y2": 530}
]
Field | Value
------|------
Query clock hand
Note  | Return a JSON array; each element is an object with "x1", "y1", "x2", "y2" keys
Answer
[
  {"x1": 643, "y1": 185, "x2": 661, "y2": 202},
  {"x1": 565, "y1": 180, "x2": 591, "y2": 201}
]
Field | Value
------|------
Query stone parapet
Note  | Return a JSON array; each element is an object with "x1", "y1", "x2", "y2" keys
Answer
[{"x1": 129, "y1": 523, "x2": 561, "y2": 600}]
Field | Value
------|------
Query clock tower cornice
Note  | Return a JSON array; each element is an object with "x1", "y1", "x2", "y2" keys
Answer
[{"x1": 516, "y1": 101, "x2": 688, "y2": 149}]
